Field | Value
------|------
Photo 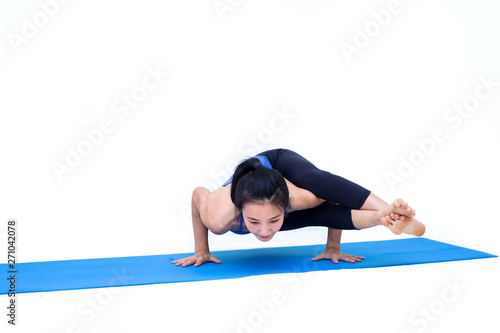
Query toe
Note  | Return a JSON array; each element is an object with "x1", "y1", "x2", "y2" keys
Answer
[{"x1": 381, "y1": 216, "x2": 389, "y2": 227}]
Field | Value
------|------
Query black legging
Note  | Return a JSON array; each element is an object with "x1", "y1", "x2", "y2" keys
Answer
[{"x1": 259, "y1": 149, "x2": 371, "y2": 230}]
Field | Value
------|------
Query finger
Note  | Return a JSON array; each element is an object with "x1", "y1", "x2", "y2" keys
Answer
[
  {"x1": 193, "y1": 258, "x2": 206, "y2": 267},
  {"x1": 338, "y1": 255, "x2": 360, "y2": 263},
  {"x1": 347, "y1": 254, "x2": 365, "y2": 259},
  {"x1": 211, "y1": 256, "x2": 222, "y2": 264},
  {"x1": 172, "y1": 258, "x2": 189, "y2": 264},
  {"x1": 311, "y1": 254, "x2": 327, "y2": 261},
  {"x1": 345, "y1": 254, "x2": 363, "y2": 260},
  {"x1": 182, "y1": 258, "x2": 196, "y2": 267},
  {"x1": 339, "y1": 256, "x2": 355, "y2": 263}
]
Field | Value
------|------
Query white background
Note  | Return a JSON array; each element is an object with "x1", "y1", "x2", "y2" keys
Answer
[{"x1": 1, "y1": 1, "x2": 499, "y2": 332}]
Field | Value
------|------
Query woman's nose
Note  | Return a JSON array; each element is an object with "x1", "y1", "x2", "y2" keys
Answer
[{"x1": 259, "y1": 226, "x2": 273, "y2": 236}]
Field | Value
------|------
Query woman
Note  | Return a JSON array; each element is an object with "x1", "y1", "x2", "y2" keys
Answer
[{"x1": 172, "y1": 148, "x2": 425, "y2": 267}]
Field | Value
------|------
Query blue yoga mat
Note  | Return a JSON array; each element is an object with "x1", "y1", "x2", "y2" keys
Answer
[{"x1": 1, "y1": 238, "x2": 496, "y2": 294}]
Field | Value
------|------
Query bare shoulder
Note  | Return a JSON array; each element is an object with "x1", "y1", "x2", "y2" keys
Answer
[{"x1": 203, "y1": 185, "x2": 240, "y2": 234}]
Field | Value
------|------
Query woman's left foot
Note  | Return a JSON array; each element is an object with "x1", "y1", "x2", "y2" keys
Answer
[
  {"x1": 381, "y1": 213, "x2": 412, "y2": 235},
  {"x1": 381, "y1": 213, "x2": 425, "y2": 236}
]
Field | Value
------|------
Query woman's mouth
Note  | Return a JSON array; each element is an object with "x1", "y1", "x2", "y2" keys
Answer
[{"x1": 259, "y1": 235, "x2": 272, "y2": 240}]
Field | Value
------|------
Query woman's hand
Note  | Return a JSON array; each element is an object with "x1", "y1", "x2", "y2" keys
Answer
[
  {"x1": 171, "y1": 251, "x2": 222, "y2": 267},
  {"x1": 311, "y1": 247, "x2": 365, "y2": 264}
]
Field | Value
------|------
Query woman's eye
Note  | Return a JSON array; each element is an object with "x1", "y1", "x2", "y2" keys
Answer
[{"x1": 270, "y1": 220, "x2": 279, "y2": 223}]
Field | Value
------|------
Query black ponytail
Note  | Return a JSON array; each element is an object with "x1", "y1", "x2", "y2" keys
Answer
[{"x1": 230, "y1": 157, "x2": 289, "y2": 211}]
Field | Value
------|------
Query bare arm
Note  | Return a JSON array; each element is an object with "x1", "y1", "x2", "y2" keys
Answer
[
  {"x1": 172, "y1": 186, "x2": 238, "y2": 267},
  {"x1": 191, "y1": 187, "x2": 210, "y2": 253},
  {"x1": 171, "y1": 187, "x2": 226, "y2": 267},
  {"x1": 325, "y1": 228, "x2": 342, "y2": 251}
]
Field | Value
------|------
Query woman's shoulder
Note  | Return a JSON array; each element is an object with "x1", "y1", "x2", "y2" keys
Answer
[{"x1": 202, "y1": 185, "x2": 240, "y2": 234}]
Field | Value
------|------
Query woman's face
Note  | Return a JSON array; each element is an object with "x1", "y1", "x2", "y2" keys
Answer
[{"x1": 242, "y1": 202, "x2": 284, "y2": 242}]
